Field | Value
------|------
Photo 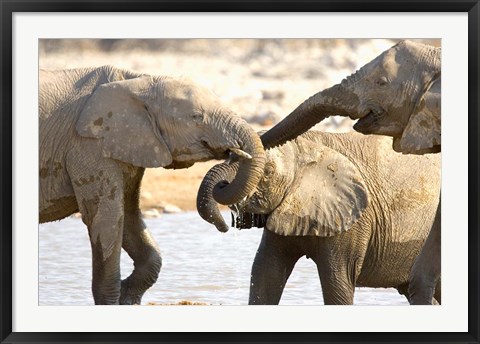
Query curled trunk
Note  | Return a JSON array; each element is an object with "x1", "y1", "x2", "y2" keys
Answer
[
  {"x1": 212, "y1": 116, "x2": 266, "y2": 206},
  {"x1": 197, "y1": 161, "x2": 237, "y2": 232}
]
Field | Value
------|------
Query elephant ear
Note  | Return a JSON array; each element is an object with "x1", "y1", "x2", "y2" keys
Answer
[
  {"x1": 266, "y1": 144, "x2": 369, "y2": 237},
  {"x1": 76, "y1": 76, "x2": 173, "y2": 167},
  {"x1": 396, "y1": 76, "x2": 441, "y2": 154}
]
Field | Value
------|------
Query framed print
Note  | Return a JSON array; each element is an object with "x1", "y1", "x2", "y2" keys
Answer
[{"x1": 1, "y1": 1, "x2": 479, "y2": 343}]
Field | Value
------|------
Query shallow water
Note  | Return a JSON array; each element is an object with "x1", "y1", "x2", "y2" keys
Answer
[{"x1": 39, "y1": 212, "x2": 408, "y2": 306}]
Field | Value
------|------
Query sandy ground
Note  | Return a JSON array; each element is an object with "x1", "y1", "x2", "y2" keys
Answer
[
  {"x1": 40, "y1": 39, "x2": 439, "y2": 213},
  {"x1": 138, "y1": 159, "x2": 230, "y2": 213}
]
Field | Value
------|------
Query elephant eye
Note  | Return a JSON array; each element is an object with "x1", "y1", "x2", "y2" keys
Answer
[
  {"x1": 376, "y1": 76, "x2": 389, "y2": 86},
  {"x1": 263, "y1": 161, "x2": 276, "y2": 178},
  {"x1": 192, "y1": 110, "x2": 205, "y2": 123}
]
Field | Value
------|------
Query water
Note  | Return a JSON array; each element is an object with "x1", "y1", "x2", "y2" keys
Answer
[{"x1": 39, "y1": 212, "x2": 408, "y2": 306}]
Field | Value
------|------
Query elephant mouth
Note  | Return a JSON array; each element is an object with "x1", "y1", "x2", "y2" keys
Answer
[
  {"x1": 229, "y1": 198, "x2": 269, "y2": 230},
  {"x1": 353, "y1": 108, "x2": 385, "y2": 135},
  {"x1": 200, "y1": 140, "x2": 232, "y2": 160},
  {"x1": 201, "y1": 140, "x2": 253, "y2": 161},
  {"x1": 392, "y1": 136, "x2": 441, "y2": 155}
]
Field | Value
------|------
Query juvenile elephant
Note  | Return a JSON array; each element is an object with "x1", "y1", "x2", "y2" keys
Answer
[
  {"x1": 261, "y1": 40, "x2": 440, "y2": 154},
  {"x1": 255, "y1": 39, "x2": 441, "y2": 305},
  {"x1": 39, "y1": 65, "x2": 265, "y2": 304},
  {"x1": 197, "y1": 131, "x2": 441, "y2": 305}
]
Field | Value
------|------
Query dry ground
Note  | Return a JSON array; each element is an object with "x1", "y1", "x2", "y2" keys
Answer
[{"x1": 139, "y1": 160, "x2": 229, "y2": 212}]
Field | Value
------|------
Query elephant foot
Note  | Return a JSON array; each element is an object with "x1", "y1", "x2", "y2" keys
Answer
[
  {"x1": 93, "y1": 297, "x2": 120, "y2": 305},
  {"x1": 119, "y1": 293, "x2": 143, "y2": 305},
  {"x1": 409, "y1": 287, "x2": 435, "y2": 305},
  {"x1": 120, "y1": 279, "x2": 144, "y2": 305}
]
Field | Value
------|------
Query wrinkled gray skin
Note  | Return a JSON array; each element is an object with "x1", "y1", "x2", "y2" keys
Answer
[
  {"x1": 39, "y1": 65, "x2": 265, "y2": 305},
  {"x1": 408, "y1": 200, "x2": 440, "y2": 305},
  {"x1": 254, "y1": 40, "x2": 441, "y2": 305},
  {"x1": 261, "y1": 40, "x2": 441, "y2": 154},
  {"x1": 198, "y1": 131, "x2": 441, "y2": 305}
]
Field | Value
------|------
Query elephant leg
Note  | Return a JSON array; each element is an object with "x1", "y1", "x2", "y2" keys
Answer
[
  {"x1": 69, "y1": 157, "x2": 125, "y2": 305},
  {"x1": 120, "y1": 211, "x2": 162, "y2": 305},
  {"x1": 314, "y1": 249, "x2": 362, "y2": 305},
  {"x1": 316, "y1": 266, "x2": 356, "y2": 305},
  {"x1": 120, "y1": 170, "x2": 162, "y2": 305},
  {"x1": 312, "y1": 235, "x2": 364, "y2": 305},
  {"x1": 395, "y1": 283, "x2": 411, "y2": 303},
  {"x1": 408, "y1": 201, "x2": 441, "y2": 305},
  {"x1": 76, "y1": 191, "x2": 124, "y2": 305},
  {"x1": 249, "y1": 230, "x2": 301, "y2": 305},
  {"x1": 433, "y1": 279, "x2": 441, "y2": 304}
]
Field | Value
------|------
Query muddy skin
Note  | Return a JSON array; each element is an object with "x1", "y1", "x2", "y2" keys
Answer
[
  {"x1": 198, "y1": 131, "x2": 441, "y2": 305},
  {"x1": 39, "y1": 65, "x2": 265, "y2": 304}
]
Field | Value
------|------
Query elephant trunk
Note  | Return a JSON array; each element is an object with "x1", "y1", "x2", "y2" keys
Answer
[
  {"x1": 197, "y1": 161, "x2": 238, "y2": 232},
  {"x1": 198, "y1": 79, "x2": 361, "y2": 231},
  {"x1": 260, "y1": 83, "x2": 359, "y2": 149},
  {"x1": 211, "y1": 116, "x2": 265, "y2": 206}
]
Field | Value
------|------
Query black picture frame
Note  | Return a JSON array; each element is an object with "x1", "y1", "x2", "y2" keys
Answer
[{"x1": 1, "y1": 1, "x2": 479, "y2": 343}]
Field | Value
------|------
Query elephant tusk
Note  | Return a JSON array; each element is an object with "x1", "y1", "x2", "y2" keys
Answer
[{"x1": 229, "y1": 148, "x2": 252, "y2": 160}]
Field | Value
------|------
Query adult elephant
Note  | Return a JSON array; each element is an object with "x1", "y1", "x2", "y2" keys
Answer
[
  {"x1": 39, "y1": 65, "x2": 266, "y2": 305},
  {"x1": 197, "y1": 131, "x2": 441, "y2": 304},
  {"x1": 253, "y1": 40, "x2": 441, "y2": 305}
]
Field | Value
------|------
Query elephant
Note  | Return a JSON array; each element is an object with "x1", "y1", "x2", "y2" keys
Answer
[
  {"x1": 39, "y1": 65, "x2": 266, "y2": 305},
  {"x1": 251, "y1": 40, "x2": 441, "y2": 304},
  {"x1": 260, "y1": 40, "x2": 441, "y2": 154},
  {"x1": 197, "y1": 131, "x2": 441, "y2": 305}
]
